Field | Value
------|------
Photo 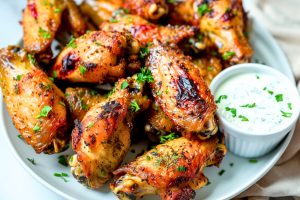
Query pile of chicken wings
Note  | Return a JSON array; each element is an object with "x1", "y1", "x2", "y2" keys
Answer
[{"x1": 0, "y1": 0, "x2": 253, "y2": 199}]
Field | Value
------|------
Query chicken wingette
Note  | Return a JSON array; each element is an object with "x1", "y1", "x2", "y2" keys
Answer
[
  {"x1": 101, "y1": 14, "x2": 197, "y2": 47},
  {"x1": 51, "y1": 30, "x2": 140, "y2": 83},
  {"x1": 69, "y1": 76, "x2": 151, "y2": 188},
  {"x1": 0, "y1": 46, "x2": 69, "y2": 153},
  {"x1": 111, "y1": 135, "x2": 226, "y2": 200},
  {"x1": 146, "y1": 44, "x2": 217, "y2": 138}
]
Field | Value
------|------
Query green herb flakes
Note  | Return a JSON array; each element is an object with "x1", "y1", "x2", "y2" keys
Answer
[
  {"x1": 58, "y1": 155, "x2": 68, "y2": 167},
  {"x1": 79, "y1": 65, "x2": 87, "y2": 75},
  {"x1": 198, "y1": 3, "x2": 211, "y2": 16},
  {"x1": 28, "y1": 54, "x2": 36, "y2": 64},
  {"x1": 66, "y1": 36, "x2": 77, "y2": 48},
  {"x1": 54, "y1": 172, "x2": 69, "y2": 182},
  {"x1": 225, "y1": 107, "x2": 237, "y2": 117},
  {"x1": 275, "y1": 94, "x2": 283, "y2": 102},
  {"x1": 215, "y1": 95, "x2": 227, "y2": 104},
  {"x1": 130, "y1": 100, "x2": 140, "y2": 112},
  {"x1": 33, "y1": 124, "x2": 41, "y2": 132},
  {"x1": 249, "y1": 159, "x2": 258, "y2": 163},
  {"x1": 121, "y1": 81, "x2": 129, "y2": 90},
  {"x1": 240, "y1": 103, "x2": 256, "y2": 108},
  {"x1": 39, "y1": 27, "x2": 51, "y2": 39},
  {"x1": 137, "y1": 68, "x2": 154, "y2": 83},
  {"x1": 27, "y1": 158, "x2": 36, "y2": 165},
  {"x1": 36, "y1": 105, "x2": 52, "y2": 119},
  {"x1": 222, "y1": 51, "x2": 235, "y2": 60},
  {"x1": 281, "y1": 110, "x2": 292, "y2": 118},
  {"x1": 238, "y1": 115, "x2": 249, "y2": 122},
  {"x1": 177, "y1": 166, "x2": 187, "y2": 172},
  {"x1": 159, "y1": 132, "x2": 179, "y2": 144},
  {"x1": 288, "y1": 103, "x2": 292, "y2": 110},
  {"x1": 218, "y1": 169, "x2": 225, "y2": 176}
]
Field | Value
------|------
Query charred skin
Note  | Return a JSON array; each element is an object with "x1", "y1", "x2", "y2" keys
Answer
[
  {"x1": 146, "y1": 45, "x2": 216, "y2": 137},
  {"x1": 51, "y1": 30, "x2": 140, "y2": 83},
  {"x1": 101, "y1": 14, "x2": 197, "y2": 46},
  {"x1": 65, "y1": 87, "x2": 105, "y2": 121},
  {"x1": 111, "y1": 136, "x2": 226, "y2": 200},
  {"x1": 22, "y1": 0, "x2": 66, "y2": 53},
  {"x1": 196, "y1": 0, "x2": 253, "y2": 64},
  {"x1": 123, "y1": 0, "x2": 168, "y2": 21},
  {"x1": 0, "y1": 46, "x2": 69, "y2": 154}
]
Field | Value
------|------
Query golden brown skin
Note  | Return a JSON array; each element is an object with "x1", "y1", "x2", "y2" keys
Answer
[
  {"x1": 51, "y1": 30, "x2": 140, "y2": 83},
  {"x1": 196, "y1": 0, "x2": 253, "y2": 64},
  {"x1": 111, "y1": 135, "x2": 226, "y2": 200},
  {"x1": 65, "y1": 0, "x2": 87, "y2": 37},
  {"x1": 146, "y1": 45, "x2": 216, "y2": 137},
  {"x1": 123, "y1": 0, "x2": 168, "y2": 21},
  {"x1": 80, "y1": 0, "x2": 123, "y2": 26},
  {"x1": 22, "y1": 0, "x2": 66, "y2": 53},
  {"x1": 0, "y1": 46, "x2": 69, "y2": 154},
  {"x1": 65, "y1": 87, "x2": 105, "y2": 121},
  {"x1": 101, "y1": 14, "x2": 197, "y2": 46},
  {"x1": 167, "y1": 0, "x2": 197, "y2": 25}
]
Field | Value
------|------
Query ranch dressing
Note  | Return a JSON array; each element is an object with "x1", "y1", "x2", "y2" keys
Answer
[{"x1": 215, "y1": 73, "x2": 294, "y2": 133}]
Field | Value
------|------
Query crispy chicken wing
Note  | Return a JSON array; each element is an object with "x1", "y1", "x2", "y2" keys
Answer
[
  {"x1": 111, "y1": 135, "x2": 226, "y2": 200},
  {"x1": 123, "y1": 0, "x2": 168, "y2": 21},
  {"x1": 167, "y1": 0, "x2": 197, "y2": 25},
  {"x1": 196, "y1": 0, "x2": 252, "y2": 64},
  {"x1": 51, "y1": 30, "x2": 140, "y2": 83},
  {"x1": 69, "y1": 76, "x2": 150, "y2": 188},
  {"x1": 101, "y1": 14, "x2": 197, "y2": 46},
  {"x1": 0, "y1": 46, "x2": 69, "y2": 153},
  {"x1": 146, "y1": 45, "x2": 217, "y2": 138},
  {"x1": 65, "y1": 87, "x2": 105, "y2": 121}
]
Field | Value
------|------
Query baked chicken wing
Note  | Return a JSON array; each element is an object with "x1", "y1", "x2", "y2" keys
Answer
[
  {"x1": 51, "y1": 30, "x2": 140, "y2": 83},
  {"x1": 111, "y1": 135, "x2": 226, "y2": 200},
  {"x1": 146, "y1": 45, "x2": 217, "y2": 138},
  {"x1": 0, "y1": 46, "x2": 69, "y2": 153},
  {"x1": 101, "y1": 14, "x2": 197, "y2": 46}
]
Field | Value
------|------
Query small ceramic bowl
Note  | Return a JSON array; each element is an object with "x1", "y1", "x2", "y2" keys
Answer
[{"x1": 210, "y1": 63, "x2": 300, "y2": 158}]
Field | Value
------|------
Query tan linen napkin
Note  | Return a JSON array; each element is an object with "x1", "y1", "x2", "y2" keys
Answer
[{"x1": 236, "y1": 0, "x2": 300, "y2": 199}]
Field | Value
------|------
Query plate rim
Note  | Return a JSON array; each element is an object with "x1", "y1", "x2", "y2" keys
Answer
[{"x1": 0, "y1": 16, "x2": 296, "y2": 200}]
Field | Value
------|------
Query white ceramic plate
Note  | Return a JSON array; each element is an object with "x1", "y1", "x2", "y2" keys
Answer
[{"x1": 0, "y1": 15, "x2": 296, "y2": 200}]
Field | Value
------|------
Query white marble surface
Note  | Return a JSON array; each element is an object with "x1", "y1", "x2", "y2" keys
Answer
[{"x1": 0, "y1": 0, "x2": 64, "y2": 199}]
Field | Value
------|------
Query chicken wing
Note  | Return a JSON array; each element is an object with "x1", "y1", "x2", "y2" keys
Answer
[
  {"x1": 146, "y1": 45, "x2": 217, "y2": 138},
  {"x1": 69, "y1": 76, "x2": 151, "y2": 188},
  {"x1": 167, "y1": 0, "x2": 197, "y2": 25},
  {"x1": 65, "y1": 87, "x2": 105, "y2": 121},
  {"x1": 123, "y1": 0, "x2": 168, "y2": 21},
  {"x1": 0, "y1": 46, "x2": 69, "y2": 154},
  {"x1": 51, "y1": 30, "x2": 140, "y2": 83},
  {"x1": 196, "y1": 0, "x2": 253, "y2": 64},
  {"x1": 111, "y1": 135, "x2": 226, "y2": 200},
  {"x1": 101, "y1": 14, "x2": 197, "y2": 46}
]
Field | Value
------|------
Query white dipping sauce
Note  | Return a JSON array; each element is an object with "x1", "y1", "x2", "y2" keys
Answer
[{"x1": 215, "y1": 73, "x2": 294, "y2": 133}]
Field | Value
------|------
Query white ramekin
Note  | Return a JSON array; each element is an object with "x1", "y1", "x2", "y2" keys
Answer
[{"x1": 210, "y1": 64, "x2": 300, "y2": 158}]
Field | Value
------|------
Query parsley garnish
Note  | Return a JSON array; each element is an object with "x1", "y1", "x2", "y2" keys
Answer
[
  {"x1": 137, "y1": 68, "x2": 154, "y2": 83},
  {"x1": 87, "y1": 122, "x2": 94, "y2": 129},
  {"x1": 36, "y1": 105, "x2": 52, "y2": 119},
  {"x1": 18, "y1": 134, "x2": 24, "y2": 140},
  {"x1": 218, "y1": 169, "x2": 225, "y2": 176},
  {"x1": 240, "y1": 103, "x2": 256, "y2": 108},
  {"x1": 80, "y1": 101, "x2": 89, "y2": 111},
  {"x1": 54, "y1": 172, "x2": 69, "y2": 182},
  {"x1": 146, "y1": 155, "x2": 151, "y2": 160},
  {"x1": 225, "y1": 107, "x2": 237, "y2": 117},
  {"x1": 79, "y1": 65, "x2": 87, "y2": 75},
  {"x1": 263, "y1": 87, "x2": 274, "y2": 95},
  {"x1": 198, "y1": 3, "x2": 211, "y2": 16},
  {"x1": 156, "y1": 90, "x2": 162, "y2": 96},
  {"x1": 238, "y1": 115, "x2": 249, "y2": 122},
  {"x1": 288, "y1": 103, "x2": 292, "y2": 110},
  {"x1": 66, "y1": 36, "x2": 77, "y2": 48},
  {"x1": 159, "y1": 132, "x2": 179, "y2": 144},
  {"x1": 222, "y1": 51, "x2": 235, "y2": 60},
  {"x1": 27, "y1": 54, "x2": 36, "y2": 64},
  {"x1": 90, "y1": 89, "x2": 98, "y2": 96},
  {"x1": 215, "y1": 95, "x2": 227, "y2": 103},
  {"x1": 105, "y1": 87, "x2": 116, "y2": 98},
  {"x1": 54, "y1": 8, "x2": 62, "y2": 13},
  {"x1": 58, "y1": 155, "x2": 68, "y2": 167},
  {"x1": 38, "y1": 27, "x2": 51, "y2": 39},
  {"x1": 130, "y1": 100, "x2": 140, "y2": 112},
  {"x1": 275, "y1": 94, "x2": 283, "y2": 102},
  {"x1": 33, "y1": 124, "x2": 41, "y2": 132},
  {"x1": 177, "y1": 166, "x2": 187, "y2": 172},
  {"x1": 139, "y1": 43, "x2": 152, "y2": 59},
  {"x1": 249, "y1": 159, "x2": 258, "y2": 163},
  {"x1": 281, "y1": 110, "x2": 292, "y2": 118},
  {"x1": 27, "y1": 158, "x2": 36, "y2": 165},
  {"x1": 52, "y1": 70, "x2": 58, "y2": 78},
  {"x1": 229, "y1": 162, "x2": 234, "y2": 167},
  {"x1": 109, "y1": 18, "x2": 119, "y2": 23},
  {"x1": 121, "y1": 81, "x2": 129, "y2": 90},
  {"x1": 256, "y1": 75, "x2": 260, "y2": 79},
  {"x1": 207, "y1": 66, "x2": 213, "y2": 71},
  {"x1": 16, "y1": 75, "x2": 22, "y2": 81}
]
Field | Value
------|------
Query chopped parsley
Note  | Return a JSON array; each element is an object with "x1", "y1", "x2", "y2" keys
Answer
[
  {"x1": 249, "y1": 159, "x2": 258, "y2": 163},
  {"x1": 36, "y1": 105, "x2": 52, "y2": 119},
  {"x1": 87, "y1": 122, "x2": 94, "y2": 129},
  {"x1": 66, "y1": 36, "x2": 77, "y2": 48},
  {"x1": 105, "y1": 87, "x2": 116, "y2": 98},
  {"x1": 130, "y1": 100, "x2": 140, "y2": 112},
  {"x1": 139, "y1": 43, "x2": 152, "y2": 59},
  {"x1": 256, "y1": 75, "x2": 260, "y2": 79},
  {"x1": 27, "y1": 158, "x2": 36, "y2": 165},
  {"x1": 121, "y1": 81, "x2": 129, "y2": 90},
  {"x1": 79, "y1": 65, "x2": 87, "y2": 75},
  {"x1": 90, "y1": 89, "x2": 98, "y2": 96},
  {"x1": 177, "y1": 166, "x2": 187, "y2": 172},
  {"x1": 54, "y1": 8, "x2": 62, "y2": 13},
  {"x1": 288, "y1": 103, "x2": 292, "y2": 110},
  {"x1": 18, "y1": 134, "x2": 24, "y2": 140},
  {"x1": 238, "y1": 115, "x2": 249, "y2": 122},
  {"x1": 218, "y1": 169, "x2": 225, "y2": 176},
  {"x1": 225, "y1": 107, "x2": 237, "y2": 117},
  {"x1": 146, "y1": 155, "x2": 151, "y2": 161},
  {"x1": 156, "y1": 89, "x2": 162, "y2": 96},
  {"x1": 222, "y1": 51, "x2": 235, "y2": 60},
  {"x1": 137, "y1": 68, "x2": 154, "y2": 83},
  {"x1": 159, "y1": 132, "x2": 179, "y2": 144},
  {"x1": 263, "y1": 87, "x2": 274, "y2": 95},
  {"x1": 33, "y1": 124, "x2": 41, "y2": 132},
  {"x1": 207, "y1": 66, "x2": 213, "y2": 71},
  {"x1": 80, "y1": 101, "x2": 89, "y2": 111},
  {"x1": 281, "y1": 110, "x2": 292, "y2": 118},
  {"x1": 109, "y1": 18, "x2": 119, "y2": 23},
  {"x1": 27, "y1": 54, "x2": 36, "y2": 64},
  {"x1": 58, "y1": 155, "x2": 68, "y2": 167},
  {"x1": 215, "y1": 95, "x2": 227, "y2": 103},
  {"x1": 39, "y1": 27, "x2": 51, "y2": 39},
  {"x1": 95, "y1": 42, "x2": 103, "y2": 46},
  {"x1": 197, "y1": 3, "x2": 211, "y2": 16},
  {"x1": 54, "y1": 172, "x2": 69, "y2": 182},
  {"x1": 16, "y1": 75, "x2": 22, "y2": 81},
  {"x1": 229, "y1": 162, "x2": 234, "y2": 167},
  {"x1": 275, "y1": 94, "x2": 283, "y2": 102},
  {"x1": 240, "y1": 103, "x2": 256, "y2": 108},
  {"x1": 52, "y1": 70, "x2": 58, "y2": 78}
]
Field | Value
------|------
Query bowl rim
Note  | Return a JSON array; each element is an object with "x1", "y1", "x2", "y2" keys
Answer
[{"x1": 210, "y1": 63, "x2": 300, "y2": 137}]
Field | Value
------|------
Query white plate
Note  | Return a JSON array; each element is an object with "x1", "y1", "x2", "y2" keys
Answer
[{"x1": 0, "y1": 16, "x2": 296, "y2": 200}]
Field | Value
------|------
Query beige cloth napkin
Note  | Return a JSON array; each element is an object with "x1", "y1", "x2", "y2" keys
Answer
[{"x1": 236, "y1": 0, "x2": 300, "y2": 199}]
